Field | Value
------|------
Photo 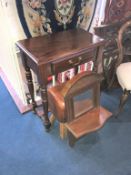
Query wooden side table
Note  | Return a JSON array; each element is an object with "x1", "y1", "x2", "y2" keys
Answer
[{"x1": 16, "y1": 29, "x2": 105, "y2": 131}]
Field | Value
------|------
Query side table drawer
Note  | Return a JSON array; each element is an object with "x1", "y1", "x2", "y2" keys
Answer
[{"x1": 51, "y1": 49, "x2": 96, "y2": 74}]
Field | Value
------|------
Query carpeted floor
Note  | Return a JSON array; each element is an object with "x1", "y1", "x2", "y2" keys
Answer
[{"x1": 0, "y1": 78, "x2": 131, "y2": 175}]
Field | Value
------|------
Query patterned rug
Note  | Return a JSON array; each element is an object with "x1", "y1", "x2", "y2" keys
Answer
[
  {"x1": 16, "y1": 0, "x2": 97, "y2": 38},
  {"x1": 104, "y1": 0, "x2": 131, "y2": 24}
]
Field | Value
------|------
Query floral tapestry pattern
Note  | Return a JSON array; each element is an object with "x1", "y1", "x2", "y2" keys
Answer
[
  {"x1": 54, "y1": 0, "x2": 75, "y2": 29},
  {"x1": 15, "y1": 0, "x2": 97, "y2": 84},
  {"x1": 77, "y1": 0, "x2": 97, "y2": 30},
  {"x1": 27, "y1": 0, "x2": 52, "y2": 34},
  {"x1": 16, "y1": 0, "x2": 97, "y2": 37}
]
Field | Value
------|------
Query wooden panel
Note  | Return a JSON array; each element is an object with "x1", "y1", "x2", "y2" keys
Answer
[
  {"x1": 51, "y1": 49, "x2": 95, "y2": 74},
  {"x1": 16, "y1": 29, "x2": 105, "y2": 65},
  {"x1": 66, "y1": 106, "x2": 112, "y2": 139}
]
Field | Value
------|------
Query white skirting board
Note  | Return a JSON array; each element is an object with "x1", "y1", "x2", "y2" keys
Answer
[{"x1": 0, "y1": 67, "x2": 31, "y2": 114}]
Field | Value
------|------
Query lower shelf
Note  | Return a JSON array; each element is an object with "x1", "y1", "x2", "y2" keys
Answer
[{"x1": 66, "y1": 106, "x2": 112, "y2": 139}]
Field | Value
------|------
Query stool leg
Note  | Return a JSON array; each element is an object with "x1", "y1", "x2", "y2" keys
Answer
[
  {"x1": 68, "y1": 132, "x2": 76, "y2": 147},
  {"x1": 49, "y1": 114, "x2": 55, "y2": 127},
  {"x1": 60, "y1": 123, "x2": 67, "y2": 139}
]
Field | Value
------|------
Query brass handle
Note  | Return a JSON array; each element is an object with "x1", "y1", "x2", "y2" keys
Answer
[{"x1": 68, "y1": 56, "x2": 82, "y2": 66}]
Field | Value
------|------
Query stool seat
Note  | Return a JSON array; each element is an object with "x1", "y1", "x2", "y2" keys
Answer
[
  {"x1": 66, "y1": 106, "x2": 112, "y2": 139},
  {"x1": 48, "y1": 72, "x2": 112, "y2": 146}
]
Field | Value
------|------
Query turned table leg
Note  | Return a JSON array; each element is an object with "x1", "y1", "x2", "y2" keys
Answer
[
  {"x1": 25, "y1": 67, "x2": 37, "y2": 113},
  {"x1": 40, "y1": 86, "x2": 51, "y2": 131},
  {"x1": 21, "y1": 53, "x2": 37, "y2": 113}
]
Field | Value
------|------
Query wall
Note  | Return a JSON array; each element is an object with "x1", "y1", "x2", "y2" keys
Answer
[{"x1": 0, "y1": 0, "x2": 27, "y2": 111}]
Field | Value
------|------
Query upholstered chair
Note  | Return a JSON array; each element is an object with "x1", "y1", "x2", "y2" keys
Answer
[{"x1": 115, "y1": 20, "x2": 131, "y2": 115}]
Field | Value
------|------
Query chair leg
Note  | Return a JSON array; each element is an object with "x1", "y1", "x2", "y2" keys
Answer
[{"x1": 115, "y1": 89, "x2": 130, "y2": 117}]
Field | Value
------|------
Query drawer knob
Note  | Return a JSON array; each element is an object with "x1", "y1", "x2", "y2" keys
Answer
[{"x1": 68, "y1": 56, "x2": 82, "y2": 66}]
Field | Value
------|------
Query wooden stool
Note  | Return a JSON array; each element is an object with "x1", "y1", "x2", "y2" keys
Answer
[{"x1": 48, "y1": 72, "x2": 112, "y2": 146}]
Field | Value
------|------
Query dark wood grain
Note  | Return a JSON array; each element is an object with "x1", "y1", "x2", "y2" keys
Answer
[
  {"x1": 16, "y1": 29, "x2": 105, "y2": 65},
  {"x1": 16, "y1": 29, "x2": 105, "y2": 131}
]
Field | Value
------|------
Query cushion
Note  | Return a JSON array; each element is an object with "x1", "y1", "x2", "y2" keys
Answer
[{"x1": 116, "y1": 62, "x2": 131, "y2": 90}]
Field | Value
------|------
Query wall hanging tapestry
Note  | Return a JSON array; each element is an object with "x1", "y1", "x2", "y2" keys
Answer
[
  {"x1": 104, "y1": 0, "x2": 131, "y2": 24},
  {"x1": 15, "y1": 0, "x2": 98, "y2": 86},
  {"x1": 16, "y1": 0, "x2": 97, "y2": 38}
]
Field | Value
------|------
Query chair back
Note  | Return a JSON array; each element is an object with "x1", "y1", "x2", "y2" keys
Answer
[
  {"x1": 117, "y1": 20, "x2": 131, "y2": 66},
  {"x1": 61, "y1": 72, "x2": 103, "y2": 122}
]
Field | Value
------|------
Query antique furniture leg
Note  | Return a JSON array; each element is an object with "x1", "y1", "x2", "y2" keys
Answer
[
  {"x1": 21, "y1": 52, "x2": 37, "y2": 113},
  {"x1": 17, "y1": 28, "x2": 106, "y2": 135},
  {"x1": 115, "y1": 89, "x2": 130, "y2": 117},
  {"x1": 49, "y1": 114, "x2": 55, "y2": 126},
  {"x1": 25, "y1": 67, "x2": 37, "y2": 113},
  {"x1": 40, "y1": 86, "x2": 51, "y2": 131},
  {"x1": 68, "y1": 131, "x2": 76, "y2": 147},
  {"x1": 60, "y1": 123, "x2": 67, "y2": 139}
]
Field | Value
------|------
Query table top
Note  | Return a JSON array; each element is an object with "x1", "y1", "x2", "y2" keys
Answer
[{"x1": 16, "y1": 29, "x2": 105, "y2": 65}]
